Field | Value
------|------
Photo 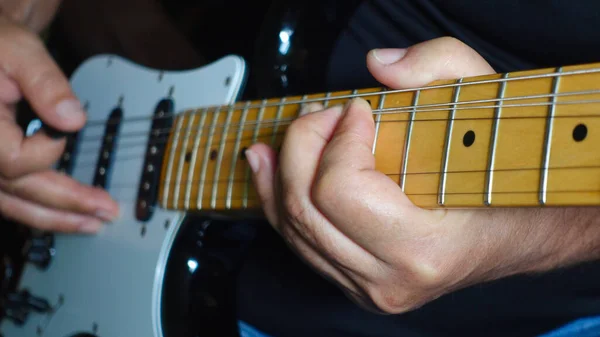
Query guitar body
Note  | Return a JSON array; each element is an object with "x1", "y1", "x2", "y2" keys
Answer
[{"x1": 0, "y1": 54, "x2": 247, "y2": 337}]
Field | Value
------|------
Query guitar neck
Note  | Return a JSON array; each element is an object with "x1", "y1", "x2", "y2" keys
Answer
[{"x1": 158, "y1": 62, "x2": 600, "y2": 212}]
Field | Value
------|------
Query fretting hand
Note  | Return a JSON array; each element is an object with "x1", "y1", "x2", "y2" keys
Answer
[
  {"x1": 247, "y1": 37, "x2": 600, "y2": 313},
  {"x1": 0, "y1": 14, "x2": 118, "y2": 233}
]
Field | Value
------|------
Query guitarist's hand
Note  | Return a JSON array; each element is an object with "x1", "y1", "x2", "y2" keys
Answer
[
  {"x1": 0, "y1": 16, "x2": 119, "y2": 233},
  {"x1": 247, "y1": 37, "x2": 600, "y2": 314},
  {"x1": 0, "y1": 0, "x2": 62, "y2": 33}
]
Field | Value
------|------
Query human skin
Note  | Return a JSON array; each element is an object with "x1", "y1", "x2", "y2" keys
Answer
[{"x1": 246, "y1": 37, "x2": 600, "y2": 314}]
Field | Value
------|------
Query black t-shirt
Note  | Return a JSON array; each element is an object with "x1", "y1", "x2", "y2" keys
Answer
[
  {"x1": 237, "y1": 1, "x2": 600, "y2": 337},
  {"x1": 326, "y1": 0, "x2": 600, "y2": 90}
]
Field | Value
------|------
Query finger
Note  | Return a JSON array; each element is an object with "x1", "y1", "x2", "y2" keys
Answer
[
  {"x1": 366, "y1": 36, "x2": 496, "y2": 89},
  {"x1": 299, "y1": 102, "x2": 325, "y2": 116},
  {"x1": 246, "y1": 137, "x2": 367, "y2": 296},
  {"x1": 248, "y1": 101, "x2": 326, "y2": 227},
  {"x1": 277, "y1": 104, "x2": 389, "y2": 275},
  {"x1": 314, "y1": 98, "x2": 433, "y2": 261},
  {"x1": 0, "y1": 170, "x2": 119, "y2": 221},
  {"x1": 22, "y1": 0, "x2": 62, "y2": 33},
  {"x1": 246, "y1": 143, "x2": 279, "y2": 227},
  {"x1": 281, "y1": 221, "x2": 365, "y2": 297},
  {"x1": 0, "y1": 189, "x2": 104, "y2": 234},
  {"x1": 278, "y1": 105, "x2": 344, "y2": 205},
  {"x1": 0, "y1": 18, "x2": 86, "y2": 131},
  {"x1": 282, "y1": 214, "x2": 385, "y2": 315},
  {"x1": 0, "y1": 71, "x2": 20, "y2": 104},
  {"x1": 0, "y1": 104, "x2": 66, "y2": 178}
]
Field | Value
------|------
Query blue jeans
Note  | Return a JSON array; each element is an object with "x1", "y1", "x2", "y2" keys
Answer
[{"x1": 238, "y1": 317, "x2": 600, "y2": 337}]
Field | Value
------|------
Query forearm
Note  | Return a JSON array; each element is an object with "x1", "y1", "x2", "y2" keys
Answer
[{"x1": 473, "y1": 207, "x2": 600, "y2": 281}]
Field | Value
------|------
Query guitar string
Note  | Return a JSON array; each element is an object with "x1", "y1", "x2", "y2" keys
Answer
[
  {"x1": 74, "y1": 92, "x2": 600, "y2": 147},
  {"x1": 73, "y1": 112, "x2": 600, "y2": 163},
  {"x1": 81, "y1": 66, "x2": 600, "y2": 127},
  {"x1": 110, "y1": 186, "x2": 600, "y2": 207},
  {"x1": 77, "y1": 88, "x2": 600, "y2": 141},
  {"x1": 80, "y1": 86, "x2": 600, "y2": 132},
  {"x1": 106, "y1": 164, "x2": 600, "y2": 189}
]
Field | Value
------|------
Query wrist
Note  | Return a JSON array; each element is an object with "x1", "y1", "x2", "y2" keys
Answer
[{"x1": 473, "y1": 208, "x2": 600, "y2": 281}]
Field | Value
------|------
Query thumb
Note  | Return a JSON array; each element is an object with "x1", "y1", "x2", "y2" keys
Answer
[
  {"x1": 0, "y1": 18, "x2": 86, "y2": 131},
  {"x1": 366, "y1": 37, "x2": 495, "y2": 89}
]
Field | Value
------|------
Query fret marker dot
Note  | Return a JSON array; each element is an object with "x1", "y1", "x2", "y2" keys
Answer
[
  {"x1": 185, "y1": 152, "x2": 192, "y2": 162},
  {"x1": 573, "y1": 124, "x2": 588, "y2": 142},
  {"x1": 240, "y1": 147, "x2": 248, "y2": 160},
  {"x1": 463, "y1": 130, "x2": 476, "y2": 147},
  {"x1": 210, "y1": 149, "x2": 218, "y2": 160}
]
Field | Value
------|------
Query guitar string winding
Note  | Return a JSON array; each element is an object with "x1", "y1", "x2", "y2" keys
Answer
[
  {"x1": 74, "y1": 111, "x2": 600, "y2": 161},
  {"x1": 80, "y1": 66, "x2": 600, "y2": 127},
  {"x1": 109, "y1": 163, "x2": 600, "y2": 189},
  {"x1": 75, "y1": 112, "x2": 600, "y2": 189},
  {"x1": 79, "y1": 90, "x2": 600, "y2": 144},
  {"x1": 110, "y1": 187, "x2": 600, "y2": 206}
]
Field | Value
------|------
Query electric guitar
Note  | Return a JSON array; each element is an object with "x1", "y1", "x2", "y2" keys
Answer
[{"x1": 2, "y1": 51, "x2": 600, "y2": 336}]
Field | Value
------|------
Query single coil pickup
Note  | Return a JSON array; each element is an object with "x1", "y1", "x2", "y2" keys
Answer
[
  {"x1": 136, "y1": 99, "x2": 174, "y2": 222},
  {"x1": 57, "y1": 132, "x2": 80, "y2": 175},
  {"x1": 93, "y1": 107, "x2": 123, "y2": 188}
]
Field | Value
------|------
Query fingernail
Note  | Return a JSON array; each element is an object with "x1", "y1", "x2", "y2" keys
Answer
[
  {"x1": 245, "y1": 149, "x2": 260, "y2": 173},
  {"x1": 299, "y1": 102, "x2": 324, "y2": 116},
  {"x1": 372, "y1": 48, "x2": 408, "y2": 65},
  {"x1": 96, "y1": 210, "x2": 117, "y2": 222},
  {"x1": 78, "y1": 219, "x2": 103, "y2": 234},
  {"x1": 55, "y1": 99, "x2": 84, "y2": 120}
]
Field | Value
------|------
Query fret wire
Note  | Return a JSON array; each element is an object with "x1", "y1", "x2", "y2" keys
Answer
[
  {"x1": 324, "y1": 92, "x2": 332, "y2": 108},
  {"x1": 298, "y1": 94, "x2": 308, "y2": 113},
  {"x1": 244, "y1": 99, "x2": 267, "y2": 208},
  {"x1": 438, "y1": 78, "x2": 464, "y2": 206},
  {"x1": 302, "y1": 95, "x2": 309, "y2": 113},
  {"x1": 271, "y1": 97, "x2": 286, "y2": 146},
  {"x1": 185, "y1": 108, "x2": 208, "y2": 209},
  {"x1": 197, "y1": 107, "x2": 221, "y2": 209},
  {"x1": 540, "y1": 67, "x2": 563, "y2": 205},
  {"x1": 162, "y1": 113, "x2": 185, "y2": 207},
  {"x1": 372, "y1": 88, "x2": 386, "y2": 154},
  {"x1": 173, "y1": 112, "x2": 196, "y2": 209},
  {"x1": 211, "y1": 106, "x2": 234, "y2": 209},
  {"x1": 400, "y1": 90, "x2": 420, "y2": 191},
  {"x1": 226, "y1": 102, "x2": 250, "y2": 209},
  {"x1": 485, "y1": 74, "x2": 509, "y2": 206}
]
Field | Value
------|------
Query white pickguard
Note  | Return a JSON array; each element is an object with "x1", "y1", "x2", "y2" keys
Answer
[{"x1": 0, "y1": 54, "x2": 246, "y2": 337}]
